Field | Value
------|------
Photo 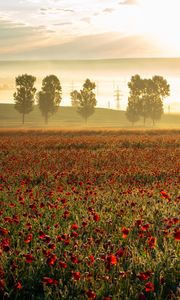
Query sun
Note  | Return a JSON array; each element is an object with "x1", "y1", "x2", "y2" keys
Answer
[{"x1": 137, "y1": 0, "x2": 180, "y2": 56}]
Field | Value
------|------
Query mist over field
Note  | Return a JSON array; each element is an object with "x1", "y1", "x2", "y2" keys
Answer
[{"x1": 0, "y1": 58, "x2": 180, "y2": 113}]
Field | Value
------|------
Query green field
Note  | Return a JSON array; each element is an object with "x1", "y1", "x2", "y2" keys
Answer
[{"x1": 0, "y1": 104, "x2": 180, "y2": 128}]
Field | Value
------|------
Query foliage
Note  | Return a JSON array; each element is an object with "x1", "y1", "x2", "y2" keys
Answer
[
  {"x1": 75, "y1": 79, "x2": 97, "y2": 123},
  {"x1": 0, "y1": 129, "x2": 179, "y2": 299},
  {"x1": 37, "y1": 75, "x2": 62, "y2": 124},
  {"x1": 70, "y1": 90, "x2": 79, "y2": 107},
  {"x1": 13, "y1": 74, "x2": 36, "y2": 124},
  {"x1": 127, "y1": 75, "x2": 170, "y2": 125}
]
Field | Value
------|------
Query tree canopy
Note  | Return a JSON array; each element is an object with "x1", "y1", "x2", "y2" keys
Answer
[
  {"x1": 126, "y1": 75, "x2": 170, "y2": 125},
  {"x1": 73, "y1": 79, "x2": 97, "y2": 123},
  {"x1": 14, "y1": 74, "x2": 36, "y2": 124},
  {"x1": 37, "y1": 75, "x2": 62, "y2": 124}
]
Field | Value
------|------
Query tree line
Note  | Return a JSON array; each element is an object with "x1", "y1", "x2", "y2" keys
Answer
[{"x1": 13, "y1": 73, "x2": 170, "y2": 125}]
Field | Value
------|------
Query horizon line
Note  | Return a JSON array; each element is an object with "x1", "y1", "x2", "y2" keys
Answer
[{"x1": 1, "y1": 57, "x2": 180, "y2": 62}]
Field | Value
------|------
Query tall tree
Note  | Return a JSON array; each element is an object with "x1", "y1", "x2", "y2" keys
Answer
[
  {"x1": 70, "y1": 90, "x2": 79, "y2": 107},
  {"x1": 13, "y1": 74, "x2": 36, "y2": 124},
  {"x1": 76, "y1": 79, "x2": 97, "y2": 124},
  {"x1": 127, "y1": 74, "x2": 170, "y2": 126},
  {"x1": 37, "y1": 75, "x2": 62, "y2": 124},
  {"x1": 126, "y1": 96, "x2": 140, "y2": 126},
  {"x1": 149, "y1": 76, "x2": 170, "y2": 125}
]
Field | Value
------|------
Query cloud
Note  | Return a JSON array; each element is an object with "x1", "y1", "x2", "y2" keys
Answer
[
  {"x1": 81, "y1": 17, "x2": 91, "y2": 24},
  {"x1": 0, "y1": 20, "x2": 50, "y2": 54},
  {"x1": 103, "y1": 8, "x2": 115, "y2": 14},
  {"x1": 1, "y1": 32, "x2": 161, "y2": 59},
  {"x1": 119, "y1": 0, "x2": 138, "y2": 5},
  {"x1": 39, "y1": 7, "x2": 75, "y2": 14},
  {"x1": 53, "y1": 22, "x2": 72, "y2": 26}
]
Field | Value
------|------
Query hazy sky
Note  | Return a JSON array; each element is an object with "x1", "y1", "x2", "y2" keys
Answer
[{"x1": 1, "y1": 0, "x2": 180, "y2": 59}]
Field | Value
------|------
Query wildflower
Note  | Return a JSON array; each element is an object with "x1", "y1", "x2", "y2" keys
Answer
[
  {"x1": 115, "y1": 247, "x2": 124, "y2": 258},
  {"x1": 0, "y1": 227, "x2": 9, "y2": 236},
  {"x1": 42, "y1": 277, "x2": 58, "y2": 285},
  {"x1": 145, "y1": 281, "x2": 154, "y2": 292},
  {"x1": 107, "y1": 255, "x2": 117, "y2": 265},
  {"x1": 14, "y1": 281, "x2": 22, "y2": 289},
  {"x1": 0, "y1": 279, "x2": 5, "y2": 291},
  {"x1": 148, "y1": 236, "x2": 156, "y2": 249},
  {"x1": 89, "y1": 255, "x2": 95, "y2": 264},
  {"x1": 59, "y1": 261, "x2": 67, "y2": 268},
  {"x1": 47, "y1": 254, "x2": 57, "y2": 266},
  {"x1": 160, "y1": 190, "x2": 170, "y2": 201},
  {"x1": 71, "y1": 271, "x2": 81, "y2": 281},
  {"x1": 137, "y1": 271, "x2": 152, "y2": 281},
  {"x1": 93, "y1": 213, "x2": 100, "y2": 222},
  {"x1": 71, "y1": 224, "x2": 79, "y2": 230},
  {"x1": 24, "y1": 234, "x2": 33, "y2": 243},
  {"x1": 174, "y1": 230, "x2": 180, "y2": 241},
  {"x1": 86, "y1": 290, "x2": 96, "y2": 299},
  {"x1": 24, "y1": 254, "x2": 34, "y2": 263},
  {"x1": 122, "y1": 227, "x2": 130, "y2": 238}
]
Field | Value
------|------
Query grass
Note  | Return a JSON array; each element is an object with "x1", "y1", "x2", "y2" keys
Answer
[
  {"x1": 0, "y1": 104, "x2": 180, "y2": 128},
  {"x1": 0, "y1": 129, "x2": 179, "y2": 299}
]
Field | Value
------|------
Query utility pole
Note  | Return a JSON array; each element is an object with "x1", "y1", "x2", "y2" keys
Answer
[{"x1": 114, "y1": 85, "x2": 122, "y2": 110}]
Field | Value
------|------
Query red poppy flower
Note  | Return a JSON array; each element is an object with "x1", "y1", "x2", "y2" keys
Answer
[
  {"x1": 107, "y1": 255, "x2": 117, "y2": 265},
  {"x1": 59, "y1": 261, "x2": 67, "y2": 268},
  {"x1": 63, "y1": 210, "x2": 70, "y2": 219},
  {"x1": 47, "y1": 254, "x2": 57, "y2": 266},
  {"x1": 145, "y1": 281, "x2": 154, "y2": 292},
  {"x1": 89, "y1": 255, "x2": 95, "y2": 264},
  {"x1": 174, "y1": 230, "x2": 180, "y2": 241},
  {"x1": 137, "y1": 271, "x2": 152, "y2": 281},
  {"x1": 115, "y1": 247, "x2": 124, "y2": 258},
  {"x1": 0, "y1": 279, "x2": 5, "y2": 290},
  {"x1": 93, "y1": 213, "x2": 100, "y2": 222},
  {"x1": 148, "y1": 237, "x2": 156, "y2": 249},
  {"x1": 42, "y1": 277, "x2": 58, "y2": 285},
  {"x1": 24, "y1": 254, "x2": 34, "y2": 263},
  {"x1": 1, "y1": 238, "x2": 10, "y2": 252},
  {"x1": 71, "y1": 231, "x2": 78, "y2": 238},
  {"x1": 72, "y1": 271, "x2": 81, "y2": 281},
  {"x1": 122, "y1": 227, "x2": 130, "y2": 238},
  {"x1": 14, "y1": 281, "x2": 22, "y2": 289},
  {"x1": 160, "y1": 190, "x2": 170, "y2": 200},
  {"x1": 71, "y1": 224, "x2": 79, "y2": 230},
  {"x1": 24, "y1": 234, "x2": 33, "y2": 243},
  {"x1": 0, "y1": 227, "x2": 9, "y2": 236},
  {"x1": 86, "y1": 290, "x2": 96, "y2": 299},
  {"x1": 71, "y1": 255, "x2": 79, "y2": 264},
  {"x1": 141, "y1": 224, "x2": 150, "y2": 231},
  {"x1": 48, "y1": 243, "x2": 56, "y2": 250}
]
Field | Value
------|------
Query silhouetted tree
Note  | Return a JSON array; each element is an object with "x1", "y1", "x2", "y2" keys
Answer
[
  {"x1": 126, "y1": 97, "x2": 140, "y2": 126},
  {"x1": 14, "y1": 74, "x2": 36, "y2": 124},
  {"x1": 70, "y1": 90, "x2": 79, "y2": 107},
  {"x1": 76, "y1": 79, "x2": 97, "y2": 124},
  {"x1": 37, "y1": 75, "x2": 62, "y2": 124},
  {"x1": 127, "y1": 74, "x2": 170, "y2": 126},
  {"x1": 149, "y1": 76, "x2": 170, "y2": 125}
]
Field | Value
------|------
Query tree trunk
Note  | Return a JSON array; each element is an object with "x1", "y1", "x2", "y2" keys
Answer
[
  {"x1": 143, "y1": 116, "x2": 146, "y2": 126},
  {"x1": 44, "y1": 113, "x2": 48, "y2": 124},
  {"x1": 22, "y1": 113, "x2": 25, "y2": 124}
]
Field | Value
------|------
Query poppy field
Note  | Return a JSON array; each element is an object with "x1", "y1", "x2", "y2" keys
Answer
[{"x1": 0, "y1": 129, "x2": 179, "y2": 300}]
